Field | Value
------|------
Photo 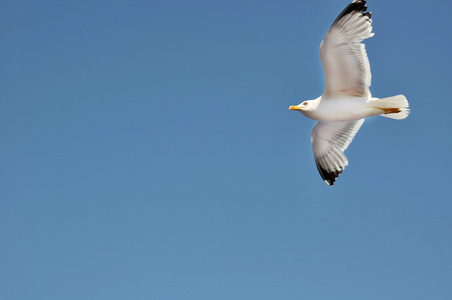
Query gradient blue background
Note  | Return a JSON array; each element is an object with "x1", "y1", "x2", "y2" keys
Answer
[{"x1": 1, "y1": 0, "x2": 451, "y2": 299}]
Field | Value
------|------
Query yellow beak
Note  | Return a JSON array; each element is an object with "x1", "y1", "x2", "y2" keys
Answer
[{"x1": 289, "y1": 106, "x2": 300, "y2": 110}]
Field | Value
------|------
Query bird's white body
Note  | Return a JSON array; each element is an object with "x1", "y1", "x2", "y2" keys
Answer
[
  {"x1": 289, "y1": 0, "x2": 410, "y2": 186},
  {"x1": 299, "y1": 96, "x2": 379, "y2": 122}
]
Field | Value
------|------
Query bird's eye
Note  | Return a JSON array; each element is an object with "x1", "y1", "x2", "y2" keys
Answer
[{"x1": 303, "y1": 102, "x2": 308, "y2": 106}]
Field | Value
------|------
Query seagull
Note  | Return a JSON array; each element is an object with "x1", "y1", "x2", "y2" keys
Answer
[{"x1": 289, "y1": 0, "x2": 409, "y2": 186}]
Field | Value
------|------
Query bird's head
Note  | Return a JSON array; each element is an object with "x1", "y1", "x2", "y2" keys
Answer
[{"x1": 289, "y1": 100, "x2": 315, "y2": 112}]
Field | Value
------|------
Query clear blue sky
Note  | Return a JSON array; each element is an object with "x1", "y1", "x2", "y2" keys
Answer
[{"x1": 1, "y1": 0, "x2": 451, "y2": 299}]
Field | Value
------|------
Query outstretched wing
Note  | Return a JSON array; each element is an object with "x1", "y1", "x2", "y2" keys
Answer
[
  {"x1": 320, "y1": 0, "x2": 374, "y2": 98},
  {"x1": 311, "y1": 119, "x2": 364, "y2": 186}
]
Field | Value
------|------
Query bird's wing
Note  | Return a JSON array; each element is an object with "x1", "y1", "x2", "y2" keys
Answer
[
  {"x1": 320, "y1": 0, "x2": 374, "y2": 98},
  {"x1": 311, "y1": 119, "x2": 364, "y2": 186}
]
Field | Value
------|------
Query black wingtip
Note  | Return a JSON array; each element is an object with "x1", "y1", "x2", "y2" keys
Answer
[
  {"x1": 315, "y1": 161, "x2": 342, "y2": 186},
  {"x1": 330, "y1": 0, "x2": 371, "y2": 29}
]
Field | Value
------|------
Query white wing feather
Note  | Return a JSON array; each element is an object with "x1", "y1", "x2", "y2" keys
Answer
[
  {"x1": 320, "y1": 0, "x2": 374, "y2": 98},
  {"x1": 311, "y1": 119, "x2": 364, "y2": 186}
]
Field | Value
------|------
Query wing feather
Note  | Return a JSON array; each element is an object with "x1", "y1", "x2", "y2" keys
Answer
[
  {"x1": 311, "y1": 119, "x2": 364, "y2": 186},
  {"x1": 320, "y1": 0, "x2": 374, "y2": 98}
]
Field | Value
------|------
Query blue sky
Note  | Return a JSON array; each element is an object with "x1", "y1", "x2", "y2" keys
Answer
[{"x1": 1, "y1": 0, "x2": 452, "y2": 299}]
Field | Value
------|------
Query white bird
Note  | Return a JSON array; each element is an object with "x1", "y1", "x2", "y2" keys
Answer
[{"x1": 289, "y1": 0, "x2": 409, "y2": 186}]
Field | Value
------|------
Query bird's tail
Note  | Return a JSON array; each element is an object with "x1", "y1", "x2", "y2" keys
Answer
[{"x1": 373, "y1": 95, "x2": 410, "y2": 120}]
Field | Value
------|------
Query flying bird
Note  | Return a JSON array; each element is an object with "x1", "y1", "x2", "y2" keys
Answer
[{"x1": 289, "y1": 0, "x2": 409, "y2": 186}]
